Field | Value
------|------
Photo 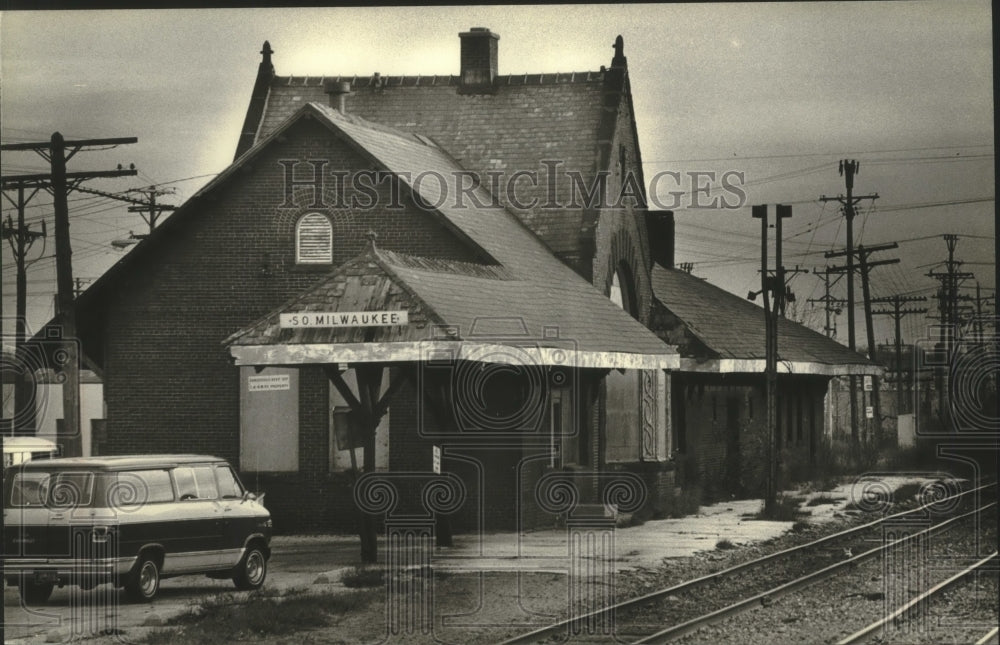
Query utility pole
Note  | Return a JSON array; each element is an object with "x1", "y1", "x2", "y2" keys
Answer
[
  {"x1": 1, "y1": 187, "x2": 47, "y2": 434},
  {"x1": 74, "y1": 185, "x2": 176, "y2": 237},
  {"x1": 969, "y1": 282, "x2": 994, "y2": 342},
  {"x1": 1, "y1": 134, "x2": 136, "y2": 456},
  {"x1": 925, "y1": 234, "x2": 975, "y2": 421},
  {"x1": 819, "y1": 160, "x2": 878, "y2": 463},
  {"x1": 808, "y1": 267, "x2": 846, "y2": 339},
  {"x1": 826, "y1": 242, "x2": 898, "y2": 448},
  {"x1": 749, "y1": 204, "x2": 792, "y2": 515},
  {"x1": 872, "y1": 295, "x2": 927, "y2": 415}
]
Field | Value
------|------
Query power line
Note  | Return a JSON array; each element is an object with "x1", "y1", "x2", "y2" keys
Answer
[{"x1": 641, "y1": 144, "x2": 994, "y2": 164}]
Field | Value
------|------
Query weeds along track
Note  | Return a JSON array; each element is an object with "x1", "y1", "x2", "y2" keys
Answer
[{"x1": 499, "y1": 481, "x2": 996, "y2": 645}]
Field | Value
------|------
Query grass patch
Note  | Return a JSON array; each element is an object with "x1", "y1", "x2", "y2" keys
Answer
[
  {"x1": 754, "y1": 494, "x2": 808, "y2": 521},
  {"x1": 806, "y1": 494, "x2": 845, "y2": 507},
  {"x1": 138, "y1": 589, "x2": 380, "y2": 644},
  {"x1": 715, "y1": 538, "x2": 736, "y2": 550},
  {"x1": 340, "y1": 564, "x2": 385, "y2": 588},
  {"x1": 892, "y1": 482, "x2": 923, "y2": 504},
  {"x1": 665, "y1": 485, "x2": 703, "y2": 519}
]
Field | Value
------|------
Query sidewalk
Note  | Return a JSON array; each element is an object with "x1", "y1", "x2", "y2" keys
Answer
[{"x1": 309, "y1": 475, "x2": 942, "y2": 581}]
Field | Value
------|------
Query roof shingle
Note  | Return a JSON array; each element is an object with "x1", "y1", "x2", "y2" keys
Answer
[{"x1": 650, "y1": 264, "x2": 879, "y2": 374}]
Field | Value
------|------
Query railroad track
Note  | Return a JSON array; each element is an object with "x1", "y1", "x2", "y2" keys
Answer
[
  {"x1": 838, "y1": 551, "x2": 999, "y2": 645},
  {"x1": 499, "y1": 481, "x2": 996, "y2": 645}
]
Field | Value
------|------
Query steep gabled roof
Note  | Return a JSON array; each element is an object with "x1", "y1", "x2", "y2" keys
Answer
[
  {"x1": 235, "y1": 45, "x2": 635, "y2": 264},
  {"x1": 650, "y1": 264, "x2": 880, "y2": 376}
]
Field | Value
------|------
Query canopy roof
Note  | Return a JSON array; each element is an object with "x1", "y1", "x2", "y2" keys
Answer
[{"x1": 651, "y1": 264, "x2": 881, "y2": 376}]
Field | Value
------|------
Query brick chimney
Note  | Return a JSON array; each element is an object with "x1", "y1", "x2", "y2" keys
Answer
[
  {"x1": 324, "y1": 80, "x2": 352, "y2": 114},
  {"x1": 645, "y1": 211, "x2": 675, "y2": 268},
  {"x1": 459, "y1": 27, "x2": 499, "y2": 92}
]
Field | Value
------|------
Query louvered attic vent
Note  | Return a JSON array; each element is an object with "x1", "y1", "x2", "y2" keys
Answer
[{"x1": 296, "y1": 213, "x2": 333, "y2": 263}]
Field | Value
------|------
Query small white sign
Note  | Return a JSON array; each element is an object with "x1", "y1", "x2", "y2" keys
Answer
[
  {"x1": 279, "y1": 311, "x2": 408, "y2": 329},
  {"x1": 248, "y1": 374, "x2": 291, "y2": 392},
  {"x1": 863, "y1": 375, "x2": 873, "y2": 392},
  {"x1": 432, "y1": 445, "x2": 441, "y2": 474},
  {"x1": 865, "y1": 405, "x2": 874, "y2": 419}
]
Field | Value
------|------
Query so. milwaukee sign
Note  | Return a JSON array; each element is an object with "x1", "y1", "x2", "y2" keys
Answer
[{"x1": 279, "y1": 310, "x2": 409, "y2": 329}]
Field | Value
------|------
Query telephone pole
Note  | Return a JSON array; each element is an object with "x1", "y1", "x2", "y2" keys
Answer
[
  {"x1": 808, "y1": 267, "x2": 847, "y2": 339},
  {"x1": 74, "y1": 184, "x2": 176, "y2": 236},
  {"x1": 819, "y1": 161, "x2": 878, "y2": 462},
  {"x1": 925, "y1": 234, "x2": 975, "y2": 420},
  {"x1": 826, "y1": 242, "x2": 898, "y2": 447},
  {"x1": 872, "y1": 295, "x2": 927, "y2": 415},
  {"x1": 1, "y1": 133, "x2": 136, "y2": 455},
  {"x1": 749, "y1": 203, "x2": 792, "y2": 515},
  {"x1": 1, "y1": 186, "x2": 47, "y2": 434}
]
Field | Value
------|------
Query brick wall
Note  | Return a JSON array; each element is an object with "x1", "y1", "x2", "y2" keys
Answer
[
  {"x1": 101, "y1": 118, "x2": 487, "y2": 532},
  {"x1": 672, "y1": 374, "x2": 830, "y2": 501}
]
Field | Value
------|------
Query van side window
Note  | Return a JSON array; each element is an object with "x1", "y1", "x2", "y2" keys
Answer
[
  {"x1": 48, "y1": 472, "x2": 94, "y2": 508},
  {"x1": 8, "y1": 472, "x2": 50, "y2": 506},
  {"x1": 193, "y1": 466, "x2": 218, "y2": 499},
  {"x1": 216, "y1": 466, "x2": 244, "y2": 499},
  {"x1": 173, "y1": 467, "x2": 198, "y2": 500},
  {"x1": 173, "y1": 466, "x2": 220, "y2": 500},
  {"x1": 110, "y1": 470, "x2": 174, "y2": 505}
]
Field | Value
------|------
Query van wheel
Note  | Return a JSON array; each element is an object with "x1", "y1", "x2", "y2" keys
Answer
[
  {"x1": 233, "y1": 546, "x2": 267, "y2": 590},
  {"x1": 19, "y1": 581, "x2": 54, "y2": 605},
  {"x1": 125, "y1": 555, "x2": 160, "y2": 602}
]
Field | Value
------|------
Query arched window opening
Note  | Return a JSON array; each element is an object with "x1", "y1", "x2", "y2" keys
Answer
[
  {"x1": 608, "y1": 263, "x2": 638, "y2": 319},
  {"x1": 296, "y1": 213, "x2": 333, "y2": 264}
]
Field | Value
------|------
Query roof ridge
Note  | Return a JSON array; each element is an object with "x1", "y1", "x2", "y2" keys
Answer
[{"x1": 274, "y1": 71, "x2": 605, "y2": 87}]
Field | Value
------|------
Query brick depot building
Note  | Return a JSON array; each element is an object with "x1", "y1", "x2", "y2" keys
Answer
[{"x1": 56, "y1": 30, "x2": 877, "y2": 531}]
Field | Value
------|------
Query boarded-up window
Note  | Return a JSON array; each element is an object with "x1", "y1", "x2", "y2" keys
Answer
[
  {"x1": 296, "y1": 213, "x2": 332, "y2": 264},
  {"x1": 240, "y1": 367, "x2": 299, "y2": 472},
  {"x1": 605, "y1": 369, "x2": 641, "y2": 463}
]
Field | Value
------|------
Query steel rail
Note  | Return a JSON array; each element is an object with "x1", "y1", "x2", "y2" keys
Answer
[
  {"x1": 836, "y1": 551, "x2": 998, "y2": 644},
  {"x1": 633, "y1": 501, "x2": 996, "y2": 644},
  {"x1": 975, "y1": 626, "x2": 999, "y2": 645},
  {"x1": 499, "y1": 481, "x2": 995, "y2": 645}
]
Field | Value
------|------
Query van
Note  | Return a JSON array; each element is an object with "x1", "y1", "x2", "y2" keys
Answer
[{"x1": 3, "y1": 454, "x2": 272, "y2": 603}]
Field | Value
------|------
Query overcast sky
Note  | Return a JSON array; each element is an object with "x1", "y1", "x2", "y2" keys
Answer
[{"x1": 1, "y1": 2, "x2": 994, "y2": 350}]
